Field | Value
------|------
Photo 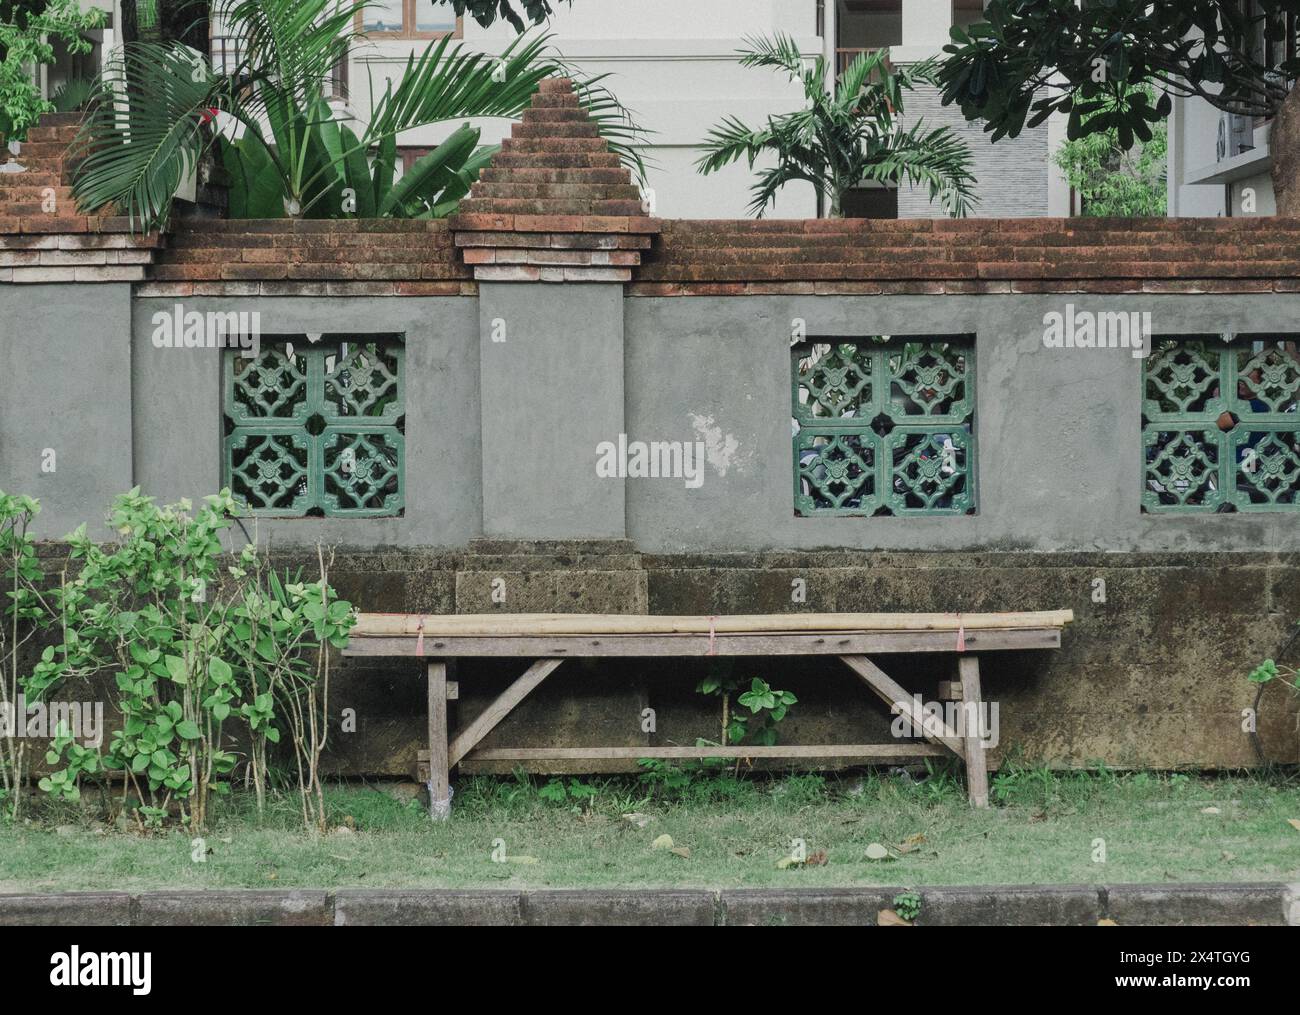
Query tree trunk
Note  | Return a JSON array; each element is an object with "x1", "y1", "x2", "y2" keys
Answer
[
  {"x1": 120, "y1": 0, "x2": 138, "y2": 45},
  {"x1": 160, "y1": 1, "x2": 211, "y2": 54},
  {"x1": 1271, "y1": 85, "x2": 1300, "y2": 217}
]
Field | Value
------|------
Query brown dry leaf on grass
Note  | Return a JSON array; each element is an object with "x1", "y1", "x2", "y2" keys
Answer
[{"x1": 1287, "y1": 819, "x2": 1300, "y2": 832}]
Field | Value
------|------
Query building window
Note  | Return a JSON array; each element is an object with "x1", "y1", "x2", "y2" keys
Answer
[
  {"x1": 358, "y1": 0, "x2": 461, "y2": 38},
  {"x1": 1142, "y1": 335, "x2": 1300, "y2": 513},
  {"x1": 835, "y1": 0, "x2": 901, "y2": 75},
  {"x1": 953, "y1": 0, "x2": 988, "y2": 33},
  {"x1": 223, "y1": 336, "x2": 406, "y2": 517},
  {"x1": 793, "y1": 336, "x2": 976, "y2": 516}
]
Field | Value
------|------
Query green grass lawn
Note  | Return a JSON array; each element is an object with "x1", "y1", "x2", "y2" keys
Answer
[{"x1": 2, "y1": 766, "x2": 1299, "y2": 892}]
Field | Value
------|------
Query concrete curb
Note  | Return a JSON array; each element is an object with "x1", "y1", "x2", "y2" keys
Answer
[{"x1": 2, "y1": 883, "x2": 1297, "y2": 926}]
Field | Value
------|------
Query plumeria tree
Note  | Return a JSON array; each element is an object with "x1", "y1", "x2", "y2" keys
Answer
[
  {"x1": 444, "y1": 0, "x2": 570, "y2": 31},
  {"x1": 937, "y1": 0, "x2": 1300, "y2": 215},
  {"x1": 696, "y1": 35, "x2": 977, "y2": 218}
]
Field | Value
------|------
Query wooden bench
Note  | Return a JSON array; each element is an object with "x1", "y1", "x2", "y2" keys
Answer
[{"x1": 344, "y1": 610, "x2": 1073, "y2": 816}]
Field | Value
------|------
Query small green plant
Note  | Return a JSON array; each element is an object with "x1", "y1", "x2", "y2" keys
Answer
[
  {"x1": 893, "y1": 891, "x2": 922, "y2": 922},
  {"x1": 1250, "y1": 657, "x2": 1300, "y2": 695},
  {"x1": 696, "y1": 663, "x2": 797, "y2": 748},
  {"x1": 990, "y1": 757, "x2": 1060, "y2": 807},
  {"x1": 537, "y1": 778, "x2": 566, "y2": 803},
  {"x1": 772, "y1": 773, "x2": 827, "y2": 805},
  {"x1": 49, "y1": 75, "x2": 95, "y2": 114},
  {"x1": 40, "y1": 722, "x2": 101, "y2": 802},
  {"x1": 538, "y1": 777, "x2": 598, "y2": 806},
  {"x1": 898, "y1": 759, "x2": 964, "y2": 804},
  {"x1": 636, "y1": 758, "x2": 695, "y2": 798}
]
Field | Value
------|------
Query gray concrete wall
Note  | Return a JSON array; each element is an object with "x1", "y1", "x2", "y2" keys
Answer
[
  {"x1": 5, "y1": 285, "x2": 1300, "y2": 556},
  {"x1": 624, "y1": 293, "x2": 1300, "y2": 554},
  {"x1": 129, "y1": 295, "x2": 482, "y2": 548},
  {"x1": 0, "y1": 283, "x2": 134, "y2": 539},
  {"x1": 478, "y1": 283, "x2": 626, "y2": 540}
]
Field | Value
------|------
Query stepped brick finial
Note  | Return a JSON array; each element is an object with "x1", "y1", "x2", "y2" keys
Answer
[
  {"x1": 449, "y1": 77, "x2": 659, "y2": 283},
  {"x1": 0, "y1": 112, "x2": 162, "y2": 283}
]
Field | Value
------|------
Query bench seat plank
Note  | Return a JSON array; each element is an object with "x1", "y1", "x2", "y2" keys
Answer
[{"x1": 344, "y1": 628, "x2": 1062, "y2": 658}]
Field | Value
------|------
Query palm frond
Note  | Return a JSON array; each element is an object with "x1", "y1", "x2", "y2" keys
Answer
[
  {"x1": 71, "y1": 43, "x2": 224, "y2": 230},
  {"x1": 748, "y1": 162, "x2": 822, "y2": 218},
  {"x1": 366, "y1": 31, "x2": 556, "y2": 139},
  {"x1": 835, "y1": 48, "x2": 893, "y2": 111},
  {"x1": 222, "y1": 0, "x2": 357, "y2": 98},
  {"x1": 568, "y1": 72, "x2": 651, "y2": 185},
  {"x1": 861, "y1": 121, "x2": 979, "y2": 217},
  {"x1": 739, "y1": 32, "x2": 809, "y2": 80},
  {"x1": 698, "y1": 32, "x2": 978, "y2": 218},
  {"x1": 695, "y1": 116, "x2": 774, "y2": 174}
]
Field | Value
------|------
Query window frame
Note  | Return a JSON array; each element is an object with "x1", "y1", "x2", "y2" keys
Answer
[{"x1": 355, "y1": 1, "x2": 463, "y2": 40}]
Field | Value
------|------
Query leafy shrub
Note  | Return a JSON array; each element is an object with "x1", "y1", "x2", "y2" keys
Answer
[
  {"x1": 0, "y1": 0, "x2": 105, "y2": 141},
  {"x1": 44, "y1": 488, "x2": 355, "y2": 831},
  {"x1": 0, "y1": 490, "x2": 57, "y2": 819}
]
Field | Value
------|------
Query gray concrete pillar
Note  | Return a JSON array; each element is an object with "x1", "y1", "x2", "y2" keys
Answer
[
  {"x1": 0, "y1": 283, "x2": 135, "y2": 538},
  {"x1": 477, "y1": 282, "x2": 625, "y2": 539}
]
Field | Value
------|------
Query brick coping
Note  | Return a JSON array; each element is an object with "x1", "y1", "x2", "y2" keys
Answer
[{"x1": 6, "y1": 93, "x2": 1300, "y2": 291}]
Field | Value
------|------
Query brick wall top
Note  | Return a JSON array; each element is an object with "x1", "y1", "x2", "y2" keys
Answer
[
  {"x1": 8, "y1": 104, "x2": 1300, "y2": 296},
  {"x1": 628, "y1": 217, "x2": 1300, "y2": 296},
  {"x1": 0, "y1": 113, "x2": 163, "y2": 283},
  {"x1": 142, "y1": 219, "x2": 474, "y2": 298}
]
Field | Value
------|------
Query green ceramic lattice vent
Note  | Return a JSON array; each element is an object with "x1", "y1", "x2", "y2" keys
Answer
[
  {"x1": 223, "y1": 335, "x2": 405, "y2": 517},
  {"x1": 793, "y1": 336, "x2": 976, "y2": 516},
  {"x1": 1142, "y1": 335, "x2": 1300, "y2": 513}
]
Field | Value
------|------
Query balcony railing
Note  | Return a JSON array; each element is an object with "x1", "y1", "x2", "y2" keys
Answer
[{"x1": 210, "y1": 35, "x2": 349, "y2": 101}]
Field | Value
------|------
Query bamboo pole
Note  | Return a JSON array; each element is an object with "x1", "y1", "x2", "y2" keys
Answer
[{"x1": 350, "y1": 610, "x2": 1074, "y2": 638}]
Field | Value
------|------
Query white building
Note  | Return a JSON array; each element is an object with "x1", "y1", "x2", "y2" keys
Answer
[
  {"x1": 342, "y1": 0, "x2": 1068, "y2": 218},
  {"x1": 1167, "y1": 3, "x2": 1296, "y2": 218},
  {"x1": 51, "y1": 1, "x2": 1071, "y2": 219}
]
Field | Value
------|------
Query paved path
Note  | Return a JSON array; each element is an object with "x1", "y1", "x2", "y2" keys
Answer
[{"x1": 1, "y1": 884, "x2": 1297, "y2": 925}]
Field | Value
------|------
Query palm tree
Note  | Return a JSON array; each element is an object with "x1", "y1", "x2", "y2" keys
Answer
[
  {"x1": 696, "y1": 34, "x2": 977, "y2": 218},
  {"x1": 71, "y1": 0, "x2": 644, "y2": 230}
]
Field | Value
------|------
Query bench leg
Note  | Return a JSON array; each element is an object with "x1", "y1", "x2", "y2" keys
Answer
[
  {"x1": 958, "y1": 655, "x2": 989, "y2": 808},
  {"x1": 427, "y1": 661, "x2": 451, "y2": 820}
]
